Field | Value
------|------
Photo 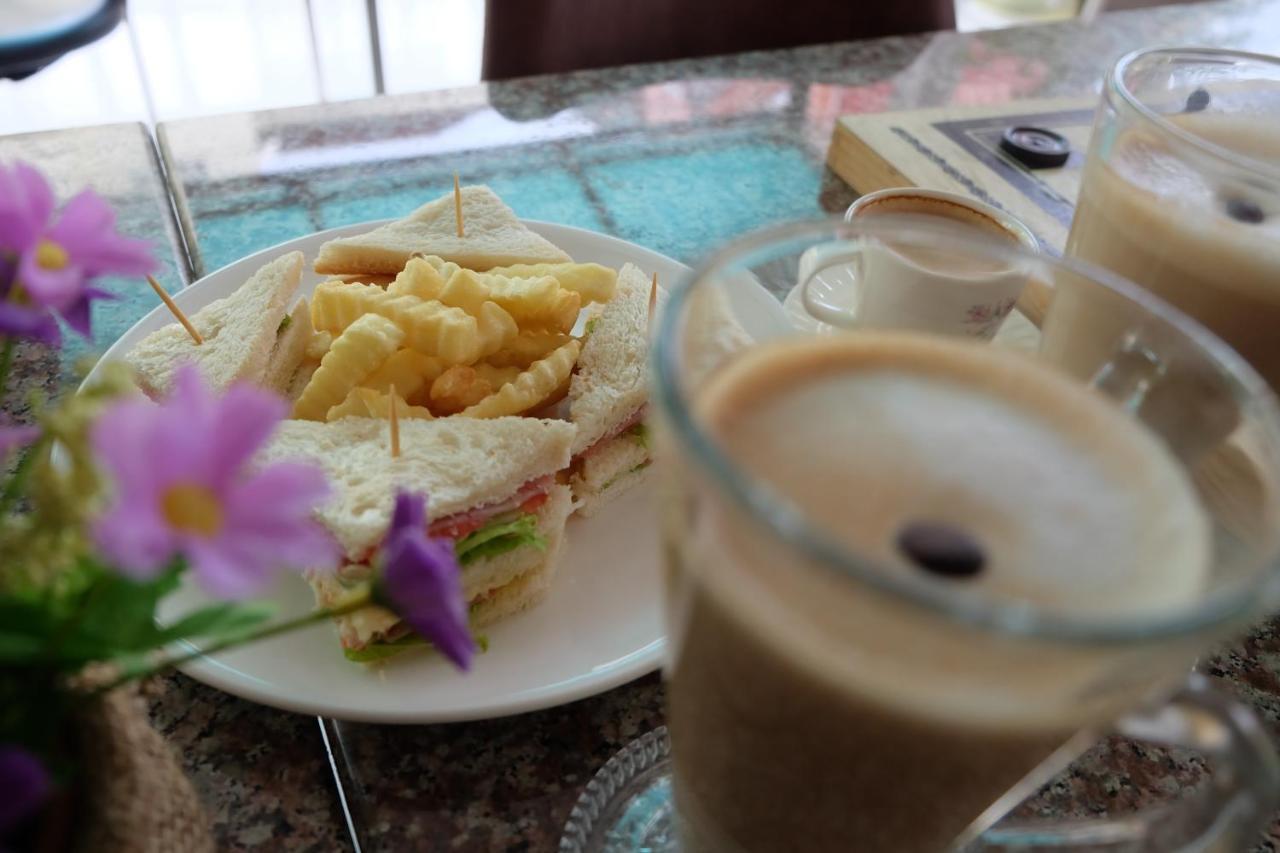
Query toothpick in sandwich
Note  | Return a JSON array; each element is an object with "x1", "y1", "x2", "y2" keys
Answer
[
  {"x1": 147, "y1": 275, "x2": 203, "y2": 345},
  {"x1": 453, "y1": 173, "x2": 465, "y2": 239},
  {"x1": 389, "y1": 383, "x2": 401, "y2": 458},
  {"x1": 648, "y1": 272, "x2": 658, "y2": 326}
]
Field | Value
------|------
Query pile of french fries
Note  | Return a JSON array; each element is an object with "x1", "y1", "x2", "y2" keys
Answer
[{"x1": 291, "y1": 257, "x2": 617, "y2": 422}]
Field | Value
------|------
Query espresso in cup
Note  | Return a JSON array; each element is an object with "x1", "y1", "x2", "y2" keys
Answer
[{"x1": 667, "y1": 334, "x2": 1210, "y2": 852}]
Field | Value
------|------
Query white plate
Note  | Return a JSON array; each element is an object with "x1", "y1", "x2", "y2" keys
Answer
[{"x1": 89, "y1": 220, "x2": 790, "y2": 723}]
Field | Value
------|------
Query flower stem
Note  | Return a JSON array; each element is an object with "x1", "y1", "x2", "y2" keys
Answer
[
  {"x1": 0, "y1": 433, "x2": 48, "y2": 516},
  {"x1": 86, "y1": 588, "x2": 374, "y2": 697},
  {"x1": 0, "y1": 336, "x2": 14, "y2": 401}
]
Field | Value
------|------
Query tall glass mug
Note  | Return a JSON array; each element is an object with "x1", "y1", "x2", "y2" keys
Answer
[
  {"x1": 649, "y1": 217, "x2": 1280, "y2": 852},
  {"x1": 1061, "y1": 47, "x2": 1280, "y2": 393}
]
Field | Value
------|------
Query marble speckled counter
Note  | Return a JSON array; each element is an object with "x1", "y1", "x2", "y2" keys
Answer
[{"x1": 5, "y1": 1, "x2": 1280, "y2": 849}]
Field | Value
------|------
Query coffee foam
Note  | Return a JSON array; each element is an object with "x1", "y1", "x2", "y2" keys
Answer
[
  {"x1": 690, "y1": 334, "x2": 1211, "y2": 729},
  {"x1": 855, "y1": 195, "x2": 1021, "y2": 275},
  {"x1": 857, "y1": 194, "x2": 1019, "y2": 241}
]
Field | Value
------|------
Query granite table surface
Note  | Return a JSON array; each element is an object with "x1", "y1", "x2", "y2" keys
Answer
[{"x1": 5, "y1": 0, "x2": 1280, "y2": 849}]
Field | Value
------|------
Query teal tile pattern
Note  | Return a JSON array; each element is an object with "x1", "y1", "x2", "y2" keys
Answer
[
  {"x1": 583, "y1": 140, "x2": 821, "y2": 262},
  {"x1": 196, "y1": 205, "x2": 318, "y2": 275}
]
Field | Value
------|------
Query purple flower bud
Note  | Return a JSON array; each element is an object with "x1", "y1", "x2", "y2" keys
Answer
[
  {"x1": 0, "y1": 746, "x2": 50, "y2": 837},
  {"x1": 375, "y1": 492, "x2": 474, "y2": 670}
]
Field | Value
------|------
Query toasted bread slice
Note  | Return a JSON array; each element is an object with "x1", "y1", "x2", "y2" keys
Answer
[
  {"x1": 260, "y1": 415, "x2": 575, "y2": 562},
  {"x1": 306, "y1": 484, "x2": 573, "y2": 653},
  {"x1": 313, "y1": 185, "x2": 571, "y2": 276},
  {"x1": 568, "y1": 263, "x2": 660, "y2": 457},
  {"x1": 126, "y1": 252, "x2": 304, "y2": 398},
  {"x1": 261, "y1": 298, "x2": 315, "y2": 397}
]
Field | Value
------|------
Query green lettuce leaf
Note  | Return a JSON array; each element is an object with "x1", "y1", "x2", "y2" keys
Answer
[
  {"x1": 602, "y1": 460, "x2": 651, "y2": 492},
  {"x1": 625, "y1": 422, "x2": 651, "y2": 450},
  {"x1": 341, "y1": 515, "x2": 545, "y2": 664},
  {"x1": 343, "y1": 631, "x2": 490, "y2": 663},
  {"x1": 343, "y1": 633, "x2": 425, "y2": 663},
  {"x1": 454, "y1": 513, "x2": 546, "y2": 566}
]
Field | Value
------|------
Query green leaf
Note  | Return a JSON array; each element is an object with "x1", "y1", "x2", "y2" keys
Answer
[
  {"x1": 341, "y1": 628, "x2": 491, "y2": 664},
  {"x1": 343, "y1": 633, "x2": 425, "y2": 663},
  {"x1": 157, "y1": 601, "x2": 276, "y2": 645},
  {"x1": 32, "y1": 558, "x2": 188, "y2": 666},
  {"x1": 454, "y1": 513, "x2": 545, "y2": 566},
  {"x1": 601, "y1": 460, "x2": 652, "y2": 492},
  {"x1": 625, "y1": 422, "x2": 651, "y2": 450},
  {"x1": 0, "y1": 600, "x2": 59, "y2": 663}
]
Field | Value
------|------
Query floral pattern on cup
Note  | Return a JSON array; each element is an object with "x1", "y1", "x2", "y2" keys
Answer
[{"x1": 965, "y1": 297, "x2": 1018, "y2": 338}]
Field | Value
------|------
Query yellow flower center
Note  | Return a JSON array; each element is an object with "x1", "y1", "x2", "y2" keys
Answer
[
  {"x1": 161, "y1": 484, "x2": 224, "y2": 537},
  {"x1": 35, "y1": 239, "x2": 69, "y2": 271}
]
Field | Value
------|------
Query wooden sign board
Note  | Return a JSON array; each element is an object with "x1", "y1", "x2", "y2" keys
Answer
[{"x1": 826, "y1": 97, "x2": 1097, "y2": 251}]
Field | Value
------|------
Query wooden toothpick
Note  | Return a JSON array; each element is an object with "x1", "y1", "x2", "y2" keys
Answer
[
  {"x1": 648, "y1": 272, "x2": 658, "y2": 324},
  {"x1": 453, "y1": 173, "x2": 465, "y2": 238},
  {"x1": 389, "y1": 383, "x2": 401, "y2": 458},
  {"x1": 147, "y1": 275, "x2": 202, "y2": 344}
]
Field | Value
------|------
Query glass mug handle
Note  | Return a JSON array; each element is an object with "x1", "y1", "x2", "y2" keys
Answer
[{"x1": 956, "y1": 673, "x2": 1280, "y2": 851}]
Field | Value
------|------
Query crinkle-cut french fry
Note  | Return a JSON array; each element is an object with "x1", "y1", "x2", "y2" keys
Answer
[
  {"x1": 421, "y1": 267, "x2": 526, "y2": 353},
  {"x1": 293, "y1": 313, "x2": 404, "y2": 421},
  {"x1": 416, "y1": 256, "x2": 585, "y2": 329},
  {"x1": 361, "y1": 348, "x2": 445, "y2": 400},
  {"x1": 413, "y1": 255, "x2": 462, "y2": 281},
  {"x1": 483, "y1": 331, "x2": 573, "y2": 369},
  {"x1": 472, "y1": 363, "x2": 522, "y2": 389},
  {"x1": 486, "y1": 262, "x2": 617, "y2": 304},
  {"x1": 484, "y1": 275, "x2": 580, "y2": 332},
  {"x1": 337, "y1": 273, "x2": 396, "y2": 287},
  {"x1": 387, "y1": 258, "x2": 446, "y2": 300},
  {"x1": 429, "y1": 365, "x2": 493, "y2": 416},
  {"x1": 475, "y1": 301, "x2": 519, "y2": 358},
  {"x1": 311, "y1": 280, "x2": 482, "y2": 364},
  {"x1": 305, "y1": 330, "x2": 333, "y2": 361},
  {"x1": 326, "y1": 387, "x2": 433, "y2": 421},
  {"x1": 438, "y1": 269, "x2": 491, "y2": 317},
  {"x1": 309, "y1": 280, "x2": 368, "y2": 331},
  {"x1": 460, "y1": 338, "x2": 581, "y2": 419}
]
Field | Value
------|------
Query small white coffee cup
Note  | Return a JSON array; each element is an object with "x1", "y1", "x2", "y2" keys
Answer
[{"x1": 794, "y1": 188, "x2": 1038, "y2": 339}]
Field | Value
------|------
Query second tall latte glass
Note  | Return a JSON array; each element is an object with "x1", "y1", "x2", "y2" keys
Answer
[
  {"x1": 652, "y1": 216, "x2": 1280, "y2": 852},
  {"x1": 1065, "y1": 47, "x2": 1280, "y2": 392}
]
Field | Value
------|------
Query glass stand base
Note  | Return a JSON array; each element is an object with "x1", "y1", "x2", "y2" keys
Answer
[{"x1": 560, "y1": 727, "x2": 678, "y2": 853}]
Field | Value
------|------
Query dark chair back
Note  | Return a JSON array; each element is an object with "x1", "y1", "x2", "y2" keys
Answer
[{"x1": 483, "y1": 0, "x2": 955, "y2": 80}]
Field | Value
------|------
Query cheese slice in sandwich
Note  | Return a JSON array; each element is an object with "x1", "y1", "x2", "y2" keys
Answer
[
  {"x1": 259, "y1": 415, "x2": 576, "y2": 662},
  {"x1": 313, "y1": 185, "x2": 571, "y2": 276},
  {"x1": 126, "y1": 251, "x2": 304, "y2": 398},
  {"x1": 567, "y1": 262, "x2": 663, "y2": 518}
]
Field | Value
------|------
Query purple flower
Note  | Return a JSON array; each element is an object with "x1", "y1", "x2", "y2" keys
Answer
[
  {"x1": 90, "y1": 365, "x2": 338, "y2": 598},
  {"x1": 0, "y1": 423, "x2": 37, "y2": 459},
  {"x1": 375, "y1": 492, "x2": 474, "y2": 670},
  {"x1": 0, "y1": 161, "x2": 154, "y2": 344},
  {"x1": 0, "y1": 746, "x2": 49, "y2": 837}
]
